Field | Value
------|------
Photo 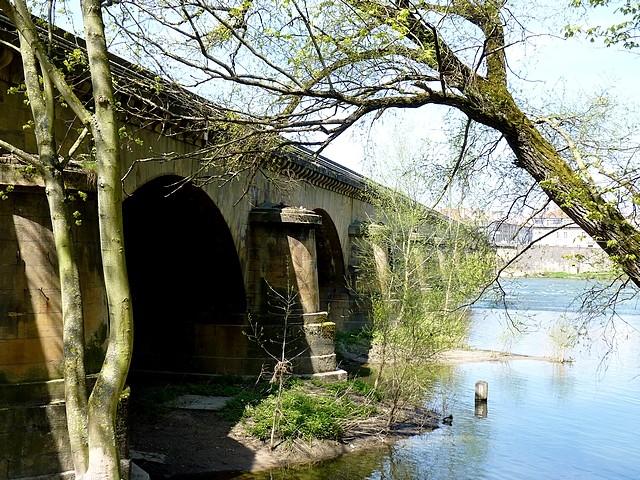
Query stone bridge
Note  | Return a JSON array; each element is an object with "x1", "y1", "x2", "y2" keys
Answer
[
  {"x1": 1, "y1": 130, "x2": 374, "y2": 385},
  {"x1": 0, "y1": 19, "x2": 376, "y2": 477}
]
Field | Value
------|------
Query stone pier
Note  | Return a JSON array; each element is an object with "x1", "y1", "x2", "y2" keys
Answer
[{"x1": 247, "y1": 204, "x2": 342, "y2": 376}]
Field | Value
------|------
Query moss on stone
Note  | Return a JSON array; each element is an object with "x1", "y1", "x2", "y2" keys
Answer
[{"x1": 319, "y1": 321, "x2": 336, "y2": 339}]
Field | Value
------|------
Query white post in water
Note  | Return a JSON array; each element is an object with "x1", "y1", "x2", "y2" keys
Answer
[
  {"x1": 475, "y1": 381, "x2": 488, "y2": 418},
  {"x1": 475, "y1": 381, "x2": 488, "y2": 401}
]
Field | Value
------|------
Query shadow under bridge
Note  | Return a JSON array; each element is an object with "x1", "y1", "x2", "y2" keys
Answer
[{"x1": 123, "y1": 175, "x2": 248, "y2": 376}]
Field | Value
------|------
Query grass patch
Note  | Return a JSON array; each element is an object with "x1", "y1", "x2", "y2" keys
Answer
[
  {"x1": 242, "y1": 380, "x2": 379, "y2": 442},
  {"x1": 130, "y1": 376, "x2": 385, "y2": 444}
]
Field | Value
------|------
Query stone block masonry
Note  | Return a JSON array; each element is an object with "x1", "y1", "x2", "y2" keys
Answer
[
  {"x1": 0, "y1": 176, "x2": 109, "y2": 478},
  {"x1": 246, "y1": 204, "x2": 342, "y2": 375},
  {"x1": 0, "y1": 379, "x2": 129, "y2": 479},
  {"x1": 0, "y1": 182, "x2": 106, "y2": 385}
]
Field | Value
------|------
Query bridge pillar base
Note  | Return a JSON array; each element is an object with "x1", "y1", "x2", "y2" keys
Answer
[{"x1": 248, "y1": 203, "x2": 322, "y2": 314}]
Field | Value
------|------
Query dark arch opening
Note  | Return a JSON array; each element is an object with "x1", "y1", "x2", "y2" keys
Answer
[
  {"x1": 123, "y1": 175, "x2": 246, "y2": 374},
  {"x1": 313, "y1": 209, "x2": 349, "y2": 328}
]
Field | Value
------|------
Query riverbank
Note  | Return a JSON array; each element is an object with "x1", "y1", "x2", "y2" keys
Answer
[
  {"x1": 131, "y1": 398, "x2": 439, "y2": 478},
  {"x1": 129, "y1": 348, "x2": 556, "y2": 479},
  {"x1": 434, "y1": 348, "x2": 565, "y2": 365}
]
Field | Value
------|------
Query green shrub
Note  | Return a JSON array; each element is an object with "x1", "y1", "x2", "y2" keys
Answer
[{"x1": 243, "y1": 383, "x2": 377, "y2": 442}]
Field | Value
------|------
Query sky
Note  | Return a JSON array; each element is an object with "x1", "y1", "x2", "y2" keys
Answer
[{"x1": 322, "y1": 6, "x2": 640, "y2": 177}]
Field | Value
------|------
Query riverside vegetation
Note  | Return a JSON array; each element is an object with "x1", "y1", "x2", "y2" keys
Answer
[
  {"x1": 130, "y1": 374, "x2": 387, "y2": 446},
  {"x1": 129, "y1": 339, "x2": 443, "y2": 465}
]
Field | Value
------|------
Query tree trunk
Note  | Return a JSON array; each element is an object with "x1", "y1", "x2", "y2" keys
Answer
[
  {"x1": 11, "y1": 20, "x2": 90, "y2": 473},
  {"x1": 505, "y1": 117, "x2": 640, "y2": 287},
  {"x1": 461, "y1": 86, "x2": 640, "y2": 288},
  {"x1": 81, "y1": 0, "x2": 133, "y2": 478},
  {"x1": 44, "y1": 167, "x2": 90, "y2": 476}
]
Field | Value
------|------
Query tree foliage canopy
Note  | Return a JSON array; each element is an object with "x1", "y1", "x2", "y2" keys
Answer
[
  {"x1": 568, "y1": 0, "x2": 640, "y2": 48},
  {"x1": 108, "y1": 0, "x2": 640, "y2": 289}
]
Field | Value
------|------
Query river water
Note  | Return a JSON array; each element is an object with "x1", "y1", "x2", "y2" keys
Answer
[{"x1": 226, "y1": 278, "x2": 640, "y2": 479}]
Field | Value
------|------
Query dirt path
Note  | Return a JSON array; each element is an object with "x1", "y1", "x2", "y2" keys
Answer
[{"x1": 131, "y1": 409, "x2": 282, "y2": 477}]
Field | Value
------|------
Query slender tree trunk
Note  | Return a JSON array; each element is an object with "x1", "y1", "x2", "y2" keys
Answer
[
  {"x1": 44, "y1": 167, "x2": 90, "y2": 474},
  {"x1": 81, "y1": 0, "x2": 133, "y2": 477},
  {"x1": 13, "y1": 23, "x2": 90, "y2": 473}
]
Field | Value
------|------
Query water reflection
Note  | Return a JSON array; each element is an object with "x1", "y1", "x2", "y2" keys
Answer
[{"x1": 217, "y1": 446, "x2": 394, "y2": 480}]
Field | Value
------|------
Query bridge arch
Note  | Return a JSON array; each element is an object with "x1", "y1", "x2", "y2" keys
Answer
[
  {"x1": 313, "y1": 208, "x2": 350, "y2": 329},
  {"x1": 123, "y1": 175, "x2": 247, "y2": 374}
]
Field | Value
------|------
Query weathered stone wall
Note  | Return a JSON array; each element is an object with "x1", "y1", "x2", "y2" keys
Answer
[
  {"x1": 119, "y1": 138, "x2": 375, "y2": 296},
  {"x1": 497, "y1": 245, "x2": 613, "y2": 276},
  {"x1": 0, "y1": 381, "x2": 73, "y2": 479},
  {"x1": 119, "y1": 132, "x2": 375, "y2": 333},
  {"x1": 245, "y1": 205, "x2": 338, "y2": 374},
  {"x1": 0, "y1": 379, "x2": 129, "y2": 479},
  {"x1": 0, "y1": 177, "x2": 106, "y2": 385},
  {"x1": 0, "y1": 174, "x2": 109, "y2": 479}
]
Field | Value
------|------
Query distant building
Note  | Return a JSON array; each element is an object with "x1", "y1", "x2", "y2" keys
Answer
[
  {"x1": 486, "y1": 213, "x2": 598, "y2": 249},
  {"x1": 530, "y1": 217, "x2": 598, "y2": 248},
  {"x1": 484, "y1": 209, "x2": 610, "y2": 276}
]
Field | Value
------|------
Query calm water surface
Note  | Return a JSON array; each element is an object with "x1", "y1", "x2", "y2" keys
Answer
[{"x1": 227, "y1": 278, "x2": 640, "y2": 479}]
